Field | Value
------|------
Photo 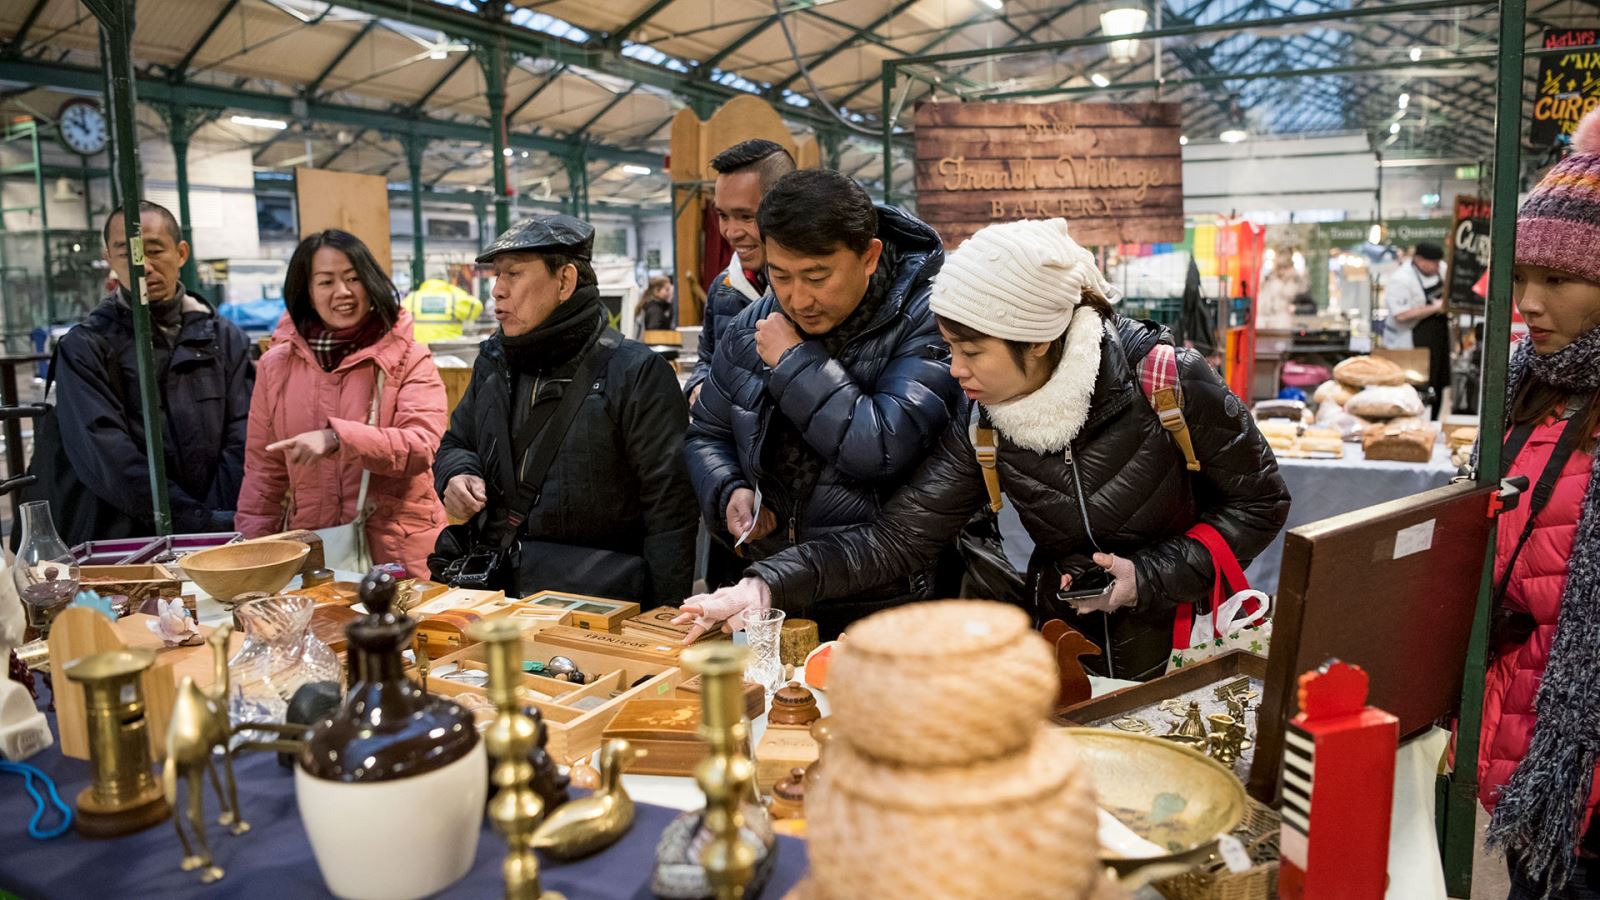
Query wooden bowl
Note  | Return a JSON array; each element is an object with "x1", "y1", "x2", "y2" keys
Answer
[{"x1": 181, "y1": 540, "x2": 309, "y2": 601}]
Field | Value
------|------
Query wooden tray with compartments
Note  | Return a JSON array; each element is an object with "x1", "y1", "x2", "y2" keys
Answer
[
  {"x1": 80, "y1": 564, "x2": 184, "y2": 607},
  {"x1": 520, "y1": 591, "x2": 640, "y2": 633}
]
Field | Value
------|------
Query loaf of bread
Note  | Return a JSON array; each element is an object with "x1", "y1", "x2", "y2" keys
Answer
[
  {"x1": 1346, "y1": 384, "x2": 1425, "y2": 419},
  {"x1": 1361, "y1": 423, "x2": 1438, "y2": 463},
  {"x1": 1297, "y1": 427, "x2": 1345, "y2": 456},
  {"x1": 1334, "y1": 355, "x2": 1408, "y2": 387},
  {"x1": 1313, "y1": 379, "x2": 1357, "y2": 408},
  {"x1": 1259, "y1": 419, "x2": 1300, "y2": 452}
]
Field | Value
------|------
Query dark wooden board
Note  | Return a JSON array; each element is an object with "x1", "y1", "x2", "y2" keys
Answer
[{"x1": 1053, "y1": 651, "x2": 1269, "y2": 727}]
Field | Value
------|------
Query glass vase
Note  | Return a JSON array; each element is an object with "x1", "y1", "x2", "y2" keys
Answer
[
  {"x1": 743, "y1": 608, "x2": 786, "y2": 700},
  {"x1": 13, "y1": 501, "x2": 79, "y2": 641},
  {"x1": 228, "y1": 593, "x2": 339, "y2": 732}
]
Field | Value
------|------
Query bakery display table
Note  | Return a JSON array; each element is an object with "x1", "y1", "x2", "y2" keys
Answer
[{"x1": 0, "y1": 678, "x2": 807, "y2": 899}]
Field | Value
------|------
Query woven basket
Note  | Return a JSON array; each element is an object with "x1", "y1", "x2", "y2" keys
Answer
[
  {"x1": 1153, "y1": 798, "x2": 1281, "y2": 900},
  {"x1": 803, "y1": 729, "x2": 1103, "y2": 900},
  {"x1": 827, "y1": 600, "x2": 1057, "y2": 766}
]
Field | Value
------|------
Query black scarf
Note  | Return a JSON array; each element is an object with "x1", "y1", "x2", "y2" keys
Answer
[
  {"x1": 500, "y1": 285, "x2": 604, "y2": 376},
  {"x1": 1487, "y1": 325, "x2": 1600, "y2": 894},
  {"x1": 118, "y1": 283, "x2": 186, "y2": 348}
]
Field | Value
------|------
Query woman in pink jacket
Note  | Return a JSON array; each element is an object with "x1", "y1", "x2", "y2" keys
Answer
[
  {"x1": 1479, "y1": 107, "x2": 1600, "y2": 898},
  {"x1": 237, "y1": 230, "x2": 448, "y2": 578}
]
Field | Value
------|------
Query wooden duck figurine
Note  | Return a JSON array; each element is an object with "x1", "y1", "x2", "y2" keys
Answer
[
  {"x1": 164, "y1": 624, "x2": 247, "y2": 883},
  {"x1": 531, "y1": 738, "x2": 645, "y2": 860},
  {"x1": 1041, "y1": 619, "x2": 1102, "y2": 708}
]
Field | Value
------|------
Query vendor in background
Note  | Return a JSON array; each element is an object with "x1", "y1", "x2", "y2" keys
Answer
[
  {"x1": 22, "y1": 201, "x2": 254, "y2": 546},
  {"x1": 638, "y1": 275, "x2": 675, "y2": 334},
  {"x1": 432, "y1": 215, "x2": 696, "y2": 606},
  {"x1": 236, "y1": 230, "x2": 448, "y2": 578},
  {"x1": 401, "y1": 277, "x2": 485, "y2": 344},
  {"x1": 1478, "y1": 107, "x2": 1600, "y2": 900},
  {"x1": 685, "y1": 139, "x2": 796, "y2": 406},
  {"x1": 683, "y1": 169, "x2": 963, "y2": 639},
  {"x1": 680, "y1": 219, "x2": 1289, "y2": 679},
  {"x1": 1383, "y1": 240, "x2": 1451, "y2": 417}
]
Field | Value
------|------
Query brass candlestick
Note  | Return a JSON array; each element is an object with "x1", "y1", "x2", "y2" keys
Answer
[
  {"x1": 470, "y1": 618, "x2": 564, "y2": 900},
  {"x1": 62, "y1": 648, "x2": 170, "y2": 837},
  {"x1": 683, "y1": 642, "x2": 758, "y2": 900}
]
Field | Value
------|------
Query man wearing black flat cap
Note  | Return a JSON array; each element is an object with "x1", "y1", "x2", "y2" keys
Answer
[
  {"x1": 1383, "y1": 240, "x2": 1450, "y2": 416},
  {"x1": 432, "y1": 214, "x2": 696, "y2": 605}
]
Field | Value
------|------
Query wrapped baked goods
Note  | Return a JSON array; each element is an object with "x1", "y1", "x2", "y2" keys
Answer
[
  {"x1": 1258, "y1": 419, "x2": 1300, "y2": 452},
  {"x1": 1312, "y1": 379, "x2": 1356, "y2": 408},
  {"x1": 1361, "y1": 422, "x2": 1438, "y2": 463},
  {"x1": 1297, "y1": 426, "x2": 1345, "y2": 457},
  {"x1": 1253, "y1": 399, "x2": 1309, "y2": 423},
  {"x1": 1334, "y1": 355, "x2": 1408, "y2": 388},
  {"x1": 1345, "y1": 384, "x2": 1425, "y2": 420}
]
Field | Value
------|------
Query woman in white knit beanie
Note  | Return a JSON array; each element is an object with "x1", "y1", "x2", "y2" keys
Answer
[{"x1": 682, "y1": 218, "x2": 1288, "y2": 681}]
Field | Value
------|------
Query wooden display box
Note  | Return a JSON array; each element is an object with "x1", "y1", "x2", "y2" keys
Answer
[
  {"x1": 79, "y1": 564, "x2": 183, "y2": 607},
  {"x1": 1054, "y1": 651, "x2": 1269, "y2": 728},
  {"x1": 420, "y1": 630, "x2": 682, "y2": 765},
  {"x1": 521, "y1": 591, "x2": 640, "y2": 633},
  {"x1": 534, "y1": 624, "x2": 682, "y2": 665}
]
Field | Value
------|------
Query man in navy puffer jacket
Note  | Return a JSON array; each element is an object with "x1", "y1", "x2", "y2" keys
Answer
[{"x1": 684, "y1": 169, "x2": 961, "y2": 637}]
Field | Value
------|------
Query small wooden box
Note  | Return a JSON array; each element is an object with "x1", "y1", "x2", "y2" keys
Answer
[
  {"x1": 410, "y1": 588, "x2": 504, "y2": 617},
  {"x1": 79, "y1": 564, "x2": 183, "y2": 607},
  {"x1": 522, "y1": 590, "x2": 640, "y2": 633},
  {"x1": 534, "y1": 624, "x2": 681, "y2": 665},
  {"x1": 476, "y1": 598, "x2": 574, "y2": 635},
  {"x1": 601, "y1": 698, "x2": 706, "y2": 776},
  {"x1": 621, "y1": 606, "x2": 729, "y2": 645},
  {"x1": 672, "y1": 674, "x2": 767, "y2": 723},
  {"x1": 421, "y1": 630, "x2": 683, "y2": 765},
  {"x1": 754, "y1": 725, "x2": 819, "y2": 795}
]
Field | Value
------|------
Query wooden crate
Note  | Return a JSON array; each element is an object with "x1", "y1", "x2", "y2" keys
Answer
[
  {"x1": 421, "y1": 631, "x2": 682, "y2": 766},
  {"x1": 521, "y1": 591, "x2": 640, "y2": 633},
  {"x1": 1054, "y1": 651, "x2": 1268, "y2": 727},
  {"x1": 79, "y1": 564, "x2": 183, "y2": 607},
  {"x1": 438, "y1": 365, "x2": 473, "y2": 418}
]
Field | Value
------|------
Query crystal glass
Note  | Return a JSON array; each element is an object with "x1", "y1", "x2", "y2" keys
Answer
[
  {"x1": 743, "y1": 608, "x2": 786, "y2": 699},
  {"x1": 228, "y1": 593, "x2": 339, "y2": 733},
  {"x1": 13, "y1": 501, "x2": 79, "y2": 640}
]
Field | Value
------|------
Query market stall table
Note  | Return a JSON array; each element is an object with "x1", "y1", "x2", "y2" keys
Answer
[{"x1": 0, "y1": 678, "x2": 808, "y2": 900}]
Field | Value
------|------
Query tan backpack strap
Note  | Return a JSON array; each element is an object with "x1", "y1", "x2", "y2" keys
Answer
[
  {"x1": 1138, "y1": 344, "x2": 1202, "y2": 473},
  {"x1": 969, "y1": 405, "x2": 1004, "y2": 512},
  {"x1": 1151, "y1": 386, "x2": 1202, "y2": 472}
]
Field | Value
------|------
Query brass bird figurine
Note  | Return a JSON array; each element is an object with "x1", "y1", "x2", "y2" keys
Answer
[{"x1": 531, "y1": 739, "x2": 645, "y2": 860}]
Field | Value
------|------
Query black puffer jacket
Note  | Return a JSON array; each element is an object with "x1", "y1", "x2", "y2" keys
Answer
[
  {"x1": 684, "y1": 205, "x2": 962, "y2": 635},
  {"x1": 752, "y1": 316, "x2": 1290, "y2": 679},
  {"x1": 434, "y1": 313, "x2": 697, "y2": 606}
]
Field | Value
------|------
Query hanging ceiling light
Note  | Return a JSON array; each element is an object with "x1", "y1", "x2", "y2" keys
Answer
[
  {"x1": 231, "y1": 115, "x2": 288, "y2": 130},
  {"x1": 1219, "y1": 129, "x2": 1248, "y2": 143},
  {"x1": 1398, "y1": 93, "x2": 1410, "y2": 109},
  {"x1": 1100, "y1": 8, "x2": 1149, "y2": 64},
  {"x1": 1090, "y1": 73, "x2": 1111, "y2": 88},
  {"x1": 1178, "y1": 135, "x2": 1188, "y2": 146},
  {"x1": 622, "y1": 164, "x2": 653, "y2": 176},
  {"x1": 1390, "y1": 121, "x2": 1401, "y2": 134},
  {"x1": 1409, "y1": 47, "x2": 1422, "y2": 61}
]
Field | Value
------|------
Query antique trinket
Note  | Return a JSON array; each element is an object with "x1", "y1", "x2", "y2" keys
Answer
[
  {"x1": 164, "y1": 625, "x2": 248, "y2": 882},
  {"x1": 530, "y1": 738, "x2": 643, "y2": 860},
  {"x1": 767, "y1": 683, "x2": 820, "y2": 728},
  {"x1": 62, "y1": 648, "x2": 169, "y2": 837}
]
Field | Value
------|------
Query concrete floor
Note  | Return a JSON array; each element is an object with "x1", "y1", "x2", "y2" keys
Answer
[{"x1": 1470, "y1": 802, "x2": 1511, "y2": 899}]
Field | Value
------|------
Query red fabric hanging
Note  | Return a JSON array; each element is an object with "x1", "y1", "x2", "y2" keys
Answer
[{"x1": 700, "y1": 198, "x2": 734, "y2": 293}]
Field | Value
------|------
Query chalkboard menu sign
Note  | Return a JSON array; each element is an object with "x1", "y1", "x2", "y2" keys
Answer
[
  {"x1": 1531, "y1": 28, "x2": 1600, "y2": 149},
  {"x1": 1445, "y1": 195, "x2": 1490, "y2": 315}
]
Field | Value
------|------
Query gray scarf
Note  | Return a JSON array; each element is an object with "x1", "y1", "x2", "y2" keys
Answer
[{"x1": 1486, "y1": 324, "x2": 1600, "y2": 894}]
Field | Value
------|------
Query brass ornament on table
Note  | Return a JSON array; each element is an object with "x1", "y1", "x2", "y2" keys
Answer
[
  {"x1": 163, "y1": 624, "x2": 249, "y2": 883},
  {"x1": 469, "y1": 617, "x2": 566, "y2": 900},
  {"x1": 651, "y1": 642, "x2": 777, "y2": 900},
  {"x1": 61, "y1": 648, "x2": 170, "y2": 837},
  {"x1": 1205, "y1": 714, "x2": 1242, "y2": 767},
  {"x1": 531, "y1": 738, "x2": 643, "y2": 859}
]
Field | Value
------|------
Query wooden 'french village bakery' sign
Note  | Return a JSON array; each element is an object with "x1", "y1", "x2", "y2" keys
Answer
[{"x1": 913, "y1": 100, "x2": 1185, "y2": 248}]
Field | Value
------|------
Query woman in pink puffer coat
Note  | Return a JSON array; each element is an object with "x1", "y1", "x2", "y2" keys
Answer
[{"x1": 237, "y1": 230, "x2": 447, "y2": 578}]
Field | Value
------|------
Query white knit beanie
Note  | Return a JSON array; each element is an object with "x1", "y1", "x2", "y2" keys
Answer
[{"x1": 929, "y1": 218, "x2": 1113, "y2": 343}]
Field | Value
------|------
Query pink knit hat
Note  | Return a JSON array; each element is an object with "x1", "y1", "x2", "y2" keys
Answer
[{"x1": 1516, "y1": 106, "x2": 1600, "y2": 284}]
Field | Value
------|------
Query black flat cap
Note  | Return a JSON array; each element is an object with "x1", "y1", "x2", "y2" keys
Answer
[
  {"x1": 476, "y1": 213, "x2": 594, "y2": 264},
  {"x1": 1414, "y1": 241, "x2": 1444, "y2": 261}
]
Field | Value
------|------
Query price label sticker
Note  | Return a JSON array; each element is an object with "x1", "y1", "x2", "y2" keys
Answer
[
  {"x1": 129, "y1": 235, "x2": 145, "y2": 266},
  {"x1": 1217, "y1": 834, "x2": 1252, "y2": 873}
]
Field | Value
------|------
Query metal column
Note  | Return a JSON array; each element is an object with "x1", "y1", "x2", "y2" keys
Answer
[
  {"x1": 880, "y1": 61, "x2": 896, "y2": 206},
  {"x1": 406, "y1": 133, "x2": 427, "y2": 287},
  {"x1": 475, "y1": 40, "x2": 510, "y2": 236},
  {"x1": 1442, "y1": 0, "x2": 1525, "y2": 892},
  {"x1": 159, "y1": 103, "x2": 213, "y2": 292},
  {"x1": 84, "y1": 0, "x2": 171, "y2": 534}
]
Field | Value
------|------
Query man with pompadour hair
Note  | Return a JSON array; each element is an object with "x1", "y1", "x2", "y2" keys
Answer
[
  {"x1": 683, "y1": 168, "x2": 962, "y2": 637},
  {"x1": 685, "y1": 138, "x2": 797, "y2": 404}
]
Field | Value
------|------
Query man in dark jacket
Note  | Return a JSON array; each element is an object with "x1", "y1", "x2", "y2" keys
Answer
[
  {"x1": 684, "y1": 169, "x2": 962, "y2": 637},
  {"x1": 434, "y1": 214, "x2": 696, "y2": 606},
  {"x1": 685, "y1": 139, "x2": 796, "y2": 405},
  {"x1": 28, "y1": 201, "x2": 253, "y2": 545}
]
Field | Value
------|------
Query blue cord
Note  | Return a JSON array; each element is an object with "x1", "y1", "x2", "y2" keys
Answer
[{"x1": 0, "y1": 760, "x2": 73, "y2": 839}]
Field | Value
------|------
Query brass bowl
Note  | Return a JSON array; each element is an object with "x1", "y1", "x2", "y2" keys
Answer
[
  {"x1": 181, "y1": 540, "x2": 309, "y2": 601},
  {"x1": 1061, "y1": 728, "x2": 1248, "y2": 880}
]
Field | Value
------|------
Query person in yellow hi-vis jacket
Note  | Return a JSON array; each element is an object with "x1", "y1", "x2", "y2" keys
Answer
[{"x1": 402, "y1": 278, "x2": 484, "y2": 344}]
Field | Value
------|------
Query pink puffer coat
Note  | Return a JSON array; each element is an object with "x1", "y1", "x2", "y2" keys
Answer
[
  {"x1": 1479, "y1": 415, "x2": 1598, "y2": 817},
  {"x1": 236, "y1": 310, "x2": 448, "y2": 578}
]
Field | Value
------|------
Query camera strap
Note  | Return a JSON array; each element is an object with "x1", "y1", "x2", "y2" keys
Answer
[{"x1": 501, "y1": 321, "x2": 619, "y2": 549}]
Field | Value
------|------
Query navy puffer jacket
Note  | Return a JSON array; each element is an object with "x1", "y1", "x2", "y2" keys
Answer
[{"x1": 684, "y1": 205, "x2": 962, "y2": 631}]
